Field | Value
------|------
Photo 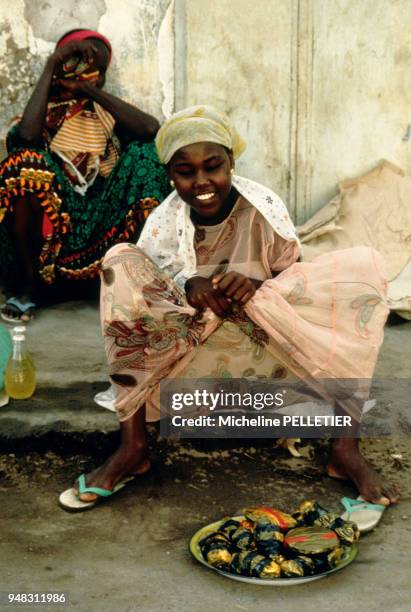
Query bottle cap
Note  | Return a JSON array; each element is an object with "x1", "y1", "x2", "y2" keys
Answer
[{"x1": 13, "y1": 326, "x2": 27, "y2": 334}]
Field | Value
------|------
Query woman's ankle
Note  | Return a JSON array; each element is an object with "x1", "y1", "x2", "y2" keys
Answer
[{"x1": 117, "y1": 441, "x2": 147, "y2": 463}]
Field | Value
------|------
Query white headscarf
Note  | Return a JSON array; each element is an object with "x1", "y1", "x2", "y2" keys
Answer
[{"x1": 138, "y1": 174, "x2": 300, "y2": 290}]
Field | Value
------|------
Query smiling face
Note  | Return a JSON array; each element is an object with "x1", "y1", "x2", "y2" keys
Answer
[{"x1": 167, "y1": 142, "x2": 234, "y2": 219}]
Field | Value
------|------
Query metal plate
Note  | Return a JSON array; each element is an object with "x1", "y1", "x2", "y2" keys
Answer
[{"x1": 189, "y1": 516, "x2": 357, "y2": 586}]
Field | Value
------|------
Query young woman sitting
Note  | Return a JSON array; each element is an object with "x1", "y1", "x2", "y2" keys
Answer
[{"x1": 60, "y1": 105, "x2": 399, "y2": 511}]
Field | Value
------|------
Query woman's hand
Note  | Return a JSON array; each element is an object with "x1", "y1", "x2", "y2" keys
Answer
[
  {"x1": 212, "y1": 271, "x2": 258, "y2": 305},
  {"x1": 48, "y1": 40, "x2": 98, "y2": 73},
  {"x1": 18, "y1": 36, "x2": 159, "y2": 145},
  {"x1": 185, "y1": 276, "x2": 232, "y2": 317},
  {"x1": 50, "y1": 39, "x2": 159, "y2": 140},
  {"x1": 17, "y1": 43, "x2": 98, "y2": 143},
  {"x1": 56, "y1": 78, "x2": 90, "y2": 98}
]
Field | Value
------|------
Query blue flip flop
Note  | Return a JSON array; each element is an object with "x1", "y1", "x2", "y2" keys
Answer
[
  {"x1": 58, "y1": 473, "x2": 135, "y2": 512},
  {"x1": 341, "y1": 496, "x2": 386, "y2": 533},
  {"x1": 1, "y1": 297, "x2": 36, "y2": 323}
]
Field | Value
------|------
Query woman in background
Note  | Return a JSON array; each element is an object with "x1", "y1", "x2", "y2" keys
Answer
[{"x1": 0, "y1": 29, "x2": 169, "y2": 321}]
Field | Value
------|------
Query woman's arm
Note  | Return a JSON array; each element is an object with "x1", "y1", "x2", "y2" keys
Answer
[
  {"x1": 268, "y1": 239, "x2": 301, "y2": 275},
  {"x1": 212, "y1": 263, "x2": 302, "y2": 305},
  {"x1": 18, "y1": 40, "x2": 99, "y2": 145},
  {"x1": 17, "y1": 58, "x2": 56, "y2": 145},
  {"x1": 61, "y1": 80, "x2": 160, "y2": 141}
]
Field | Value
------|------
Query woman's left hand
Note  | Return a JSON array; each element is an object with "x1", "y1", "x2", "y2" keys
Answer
[
  {"x1": 212, "y1": 271, "x2": 257, "y2": 305},
  {"x1": 57, "y1": 78, "x2": 90, "y2": 96}
]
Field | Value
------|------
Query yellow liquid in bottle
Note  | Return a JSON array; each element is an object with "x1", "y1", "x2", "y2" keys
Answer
[{"x1": 4, "y1": 357, "x2": 36, "y2": 399}]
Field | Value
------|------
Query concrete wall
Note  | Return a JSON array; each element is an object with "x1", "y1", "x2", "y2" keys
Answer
[
  {"x1": 0, "y1": 0, "x2": 174, "y2": 153},
  {"x1": 180, "y1": 0, "x2": 411, "y2": 222},
  {"x1": 181, "y1": 0, "x2": 295, "y2": 211},
  {"x1": 307, "y1": 1, "x2": 411, "y2": 221}
]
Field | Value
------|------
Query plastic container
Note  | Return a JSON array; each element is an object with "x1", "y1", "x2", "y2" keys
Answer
[{"x1": 0, "y1": 324, "x2": 12, "y2": 390}]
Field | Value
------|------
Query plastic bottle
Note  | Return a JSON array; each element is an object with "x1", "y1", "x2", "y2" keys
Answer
[{"x1": 4, "y1": 334, "x2": 36, "y2": 399}]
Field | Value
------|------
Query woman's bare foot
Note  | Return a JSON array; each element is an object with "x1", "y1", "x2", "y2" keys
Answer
[
  {"x1": 72, "y1": 383, "x2": 149, "y2": 504},
  {"x1": 327, "y1": 438, "x2": 400, "y2": 505},
  {"x1": 74, "y1": 444, "x2": 150, "y2": 503}
]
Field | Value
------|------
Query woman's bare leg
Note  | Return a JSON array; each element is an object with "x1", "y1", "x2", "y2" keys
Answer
[
  {"x1": 77, "y1": 243, "x2": 201, "y2": 503},
  {"x1": 327, "y1": 438, "x2": 400, "y2": 505},
  {"x1": 3, "y1": 195, "x2": 43, "y2": 318},
  {"x1": 327, "y1": 401, "x2": 400, "y2": 505},
  {"x1": 75, "y1": 405, "x2": 150, "y2": 502}
]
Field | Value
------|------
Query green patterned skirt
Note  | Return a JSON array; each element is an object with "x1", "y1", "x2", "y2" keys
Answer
[{"x1": 0, "y1": 140, "x2": 170, "y2": 288}]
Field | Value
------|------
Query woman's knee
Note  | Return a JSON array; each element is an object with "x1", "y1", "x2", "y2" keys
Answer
[
  {"x1": 100, "y1": 243, "x2": 152, "y2": 287},
  {"x1": 102, "y1": 242, "x2": 146, "y2": 264},
  {"x1": 8, "y1": 196, "x2": 43, "y2": 239}
]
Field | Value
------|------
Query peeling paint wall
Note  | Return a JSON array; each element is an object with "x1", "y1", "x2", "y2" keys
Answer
[
  {"x1": 307, "y1": 1, "x2": 411, "y2": 221},
  {"x1": 0, "y1": 0, "x2": 174, "y2": 154},
  {"x1": 180, "y1": 0, "x2": 411, "y2": 222},
  {"x1": 1, "y1": 1, "x2": 410, "y2": 223}
]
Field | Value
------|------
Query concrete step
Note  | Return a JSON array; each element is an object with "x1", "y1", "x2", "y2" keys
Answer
[
  {"x1": 0, "y1": 383, "x2": 117, "y2": 441},
  {"x1": 0, "y1": 299, "x2": 115, "y2": 444},
  {"x1": 1, "y1": 300, "x2": 411, "y2": 445}
]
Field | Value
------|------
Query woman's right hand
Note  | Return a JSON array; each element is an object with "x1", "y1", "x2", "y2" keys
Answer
[
  {"x1": 48, "y1": 40, "x2": 98, "y2": 73},
  {"x1": 185, "y1": 276, "x2": 232, "y2": 317},
  {"x1": 17, "y1": 40, "x2": 99, "y2": 144}
]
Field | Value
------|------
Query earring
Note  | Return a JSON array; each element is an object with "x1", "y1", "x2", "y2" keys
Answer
[
  {"x1": 230, "y1": 168, "x2": 234, "y2": 175},
  {"x1": 170, "y1": 179, "x2": 175, "y2": 188}
]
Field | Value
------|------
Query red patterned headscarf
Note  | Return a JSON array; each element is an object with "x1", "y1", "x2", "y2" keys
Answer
[{"x1": 56, "y1": 29, "x2": 112, "y2": 64}]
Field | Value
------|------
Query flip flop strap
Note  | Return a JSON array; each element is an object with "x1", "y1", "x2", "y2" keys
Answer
[
  {"x1": 6, "y1": 297, "x2": 36, "y2": 313},
  {"x1": 341, "y1": 496, "x2": 385, "y2": 513},
  {"x1": 77, "y1": 473, "x2": 114, "y2": 498}
]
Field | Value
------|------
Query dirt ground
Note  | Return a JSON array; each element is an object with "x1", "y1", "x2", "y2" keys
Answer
[
  {"x1": 0, "y1": 301, "x2": 410, "y2": 611},
  {"x1": 0, "y1": 436, "x2": 410, "y2": 612}
]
